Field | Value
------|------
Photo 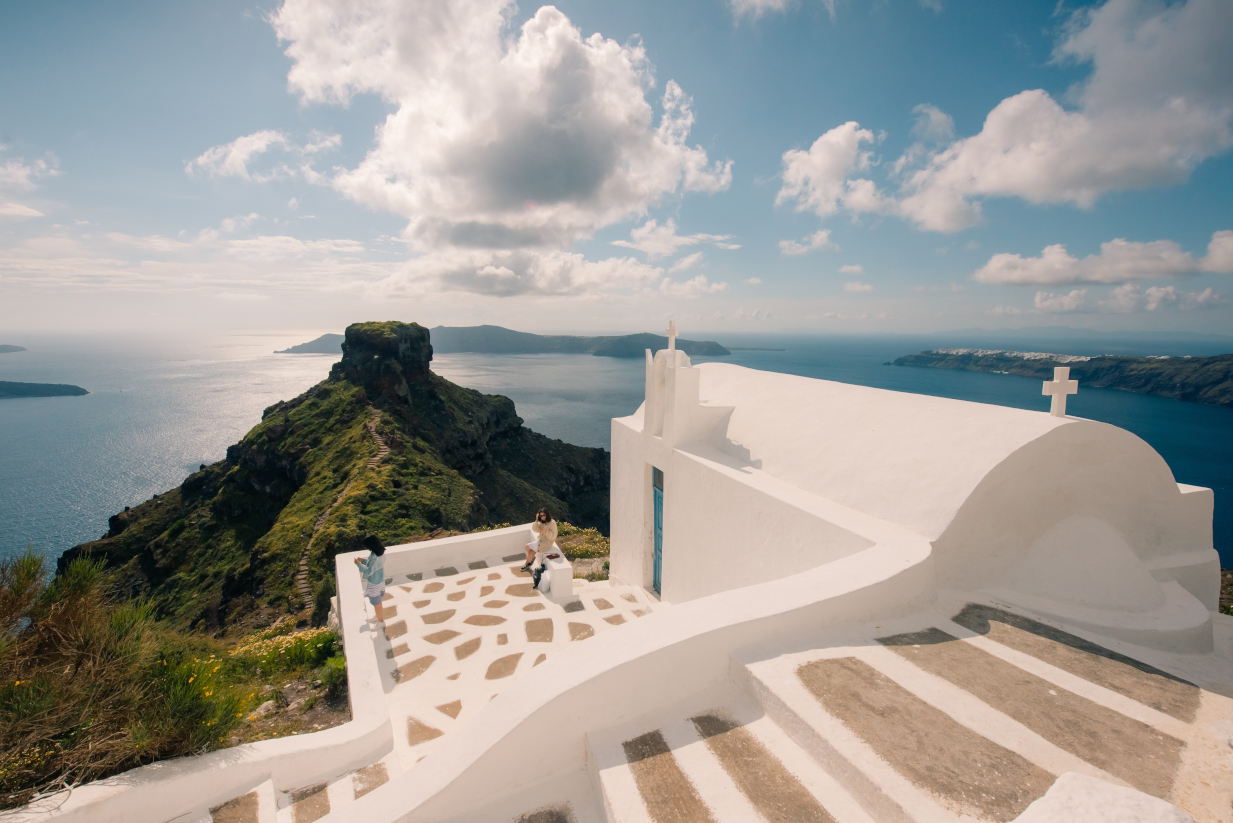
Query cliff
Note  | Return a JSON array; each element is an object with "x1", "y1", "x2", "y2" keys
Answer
[
  {"x1": 892, "y1": 350, "x2": 1233, "y2": 408},
  {"x1": 62, "y1": 321, "x2": 609, "y2": 629}
]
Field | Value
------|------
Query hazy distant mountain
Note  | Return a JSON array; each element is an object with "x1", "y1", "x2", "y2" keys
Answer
[
  {"x1": 0, "y1": 344, "x2": 28, "y2": 354},
  {"x1": 278, "y1": 325, "x2": 730, "y2": 359},
  {"x1": 894, "y1": 350, "x2": 1233, "y2": 408},
  {"x1": 276, "y1": 333, "x2": 345, "y2": 354}
]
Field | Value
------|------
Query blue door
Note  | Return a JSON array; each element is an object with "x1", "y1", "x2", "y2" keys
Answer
[{"x1": 652, "y1": 467, "x2": 664, "y2": 594}]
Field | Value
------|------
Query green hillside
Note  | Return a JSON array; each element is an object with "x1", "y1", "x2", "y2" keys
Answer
[{"x1": 61, "y1": 321, "x2": 609, "y2": 631}]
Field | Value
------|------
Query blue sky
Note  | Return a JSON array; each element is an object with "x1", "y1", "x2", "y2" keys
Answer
[{"x1": 1, "y1": 0, "x2": 1231, "y2": 336}]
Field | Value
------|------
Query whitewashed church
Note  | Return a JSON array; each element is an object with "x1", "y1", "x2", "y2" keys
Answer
[{"x1": 14, "y1": 328, "x2": 1232, "y2": 823}]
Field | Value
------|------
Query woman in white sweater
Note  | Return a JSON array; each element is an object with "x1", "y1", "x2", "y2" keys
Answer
[{"x1": 521, "y1": 508, "x2": 557, "y2": 572}]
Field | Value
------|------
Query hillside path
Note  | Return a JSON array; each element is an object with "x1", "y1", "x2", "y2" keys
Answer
[{"x1": 295, "y1": 410, "x2": 388, "y2": 607}]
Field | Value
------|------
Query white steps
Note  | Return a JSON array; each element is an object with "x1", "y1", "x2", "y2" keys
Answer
[
  {"x1": 589, "y1": 698, "x2": 872, "y2": 823},
  {"x1": 587, "y1": 604, "x2": 1229, "y2": 823}
]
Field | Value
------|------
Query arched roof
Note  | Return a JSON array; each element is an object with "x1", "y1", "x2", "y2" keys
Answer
[{"x1": 694, "y1": 363, "x2": 1175, "y2": 542}]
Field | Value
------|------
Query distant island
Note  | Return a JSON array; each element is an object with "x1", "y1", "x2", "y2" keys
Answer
[
  {"x1": 0, "y1": 381, "x2": 88, "y2": 399},
  {"x1": 892, "y1": 349, "x2": 1233, "y2": 409},
  {"x1": 278, "y1": 325, "x2": 731, "y2": 359},
  {"x1": 276, "y1": 333, "x2": 345, "y2": 354},
  {"x1": 0, "y1": 344, "x2": 28, "y2": 353}
]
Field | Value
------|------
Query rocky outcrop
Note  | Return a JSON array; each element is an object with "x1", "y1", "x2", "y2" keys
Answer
[
  {"x1": 63, "y1": 321, "x2": 610, "y2": 629},
  {"x1": 329, "y1": 321, "x2": 434, "y2": 400}
]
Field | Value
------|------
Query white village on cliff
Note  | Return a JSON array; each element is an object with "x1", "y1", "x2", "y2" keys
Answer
[{"x1": 11, "y1": 325, "x2": 1232, "y2": 823}]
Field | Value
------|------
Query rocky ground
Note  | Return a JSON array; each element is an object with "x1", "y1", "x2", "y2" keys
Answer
[{"x1": 231, "y1": 676, "x2": 351, "y2": 745}]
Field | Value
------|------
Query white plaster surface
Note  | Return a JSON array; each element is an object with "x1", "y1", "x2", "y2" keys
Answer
[
  {"x1": 1012, "y1": 773, "x2": 1197, "y2": 823},
  {"x1": 7, "y1": 359, "x2": 1230, "y2": 823}
]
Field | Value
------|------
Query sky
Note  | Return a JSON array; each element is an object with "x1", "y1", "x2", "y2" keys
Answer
[{"x1": 1, "y1": 0, "x2": 1231, "y2": 337}]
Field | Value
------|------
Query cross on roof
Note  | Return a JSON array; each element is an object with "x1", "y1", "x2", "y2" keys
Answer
[
  {"x1": 1042, "y1": 366, "x2": 1079, "y2": 417},
  {"x1": 665, "y1": 320, "x2": 679, "y2": 352}
]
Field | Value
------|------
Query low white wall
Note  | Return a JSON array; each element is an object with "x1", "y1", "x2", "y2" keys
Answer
[
  {"x1": 5, "y1": 555, "x2": 391, "y2": 823},
  {"x1": 380, "y1": 524, "x2": 536, "y2": 579},
  {"x1": 342, "y1": 510, "x2": 936, "y2": 823}
]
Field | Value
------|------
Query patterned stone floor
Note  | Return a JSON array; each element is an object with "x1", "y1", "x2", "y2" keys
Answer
[{"x1": 365, "y1": 553, "x2": 660, "y2": 770}]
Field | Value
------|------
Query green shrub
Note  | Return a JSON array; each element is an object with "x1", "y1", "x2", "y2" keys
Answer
[
  {"x1": 318, "y1": 655, "x2": 347, "y2": 698},
  {"x1": 0, "y1": 551, "x2": 248, "y2": 809}
]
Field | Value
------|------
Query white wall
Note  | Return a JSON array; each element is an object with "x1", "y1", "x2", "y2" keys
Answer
[{"x1": 341, "y1": 529, "x2": 937, "y2": 823}]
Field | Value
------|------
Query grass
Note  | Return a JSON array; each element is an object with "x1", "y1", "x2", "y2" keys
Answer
[
  {"x1": 555, "y1": 522, "x2": 609, "y2": 560},
  {"x1": 0, "y1": 550, "x2": 344, "y2": 810}
]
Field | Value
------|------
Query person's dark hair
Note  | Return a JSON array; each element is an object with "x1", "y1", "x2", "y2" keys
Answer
[
  {"x1": 363, "y1": 534, "x2": 386, "y2": 556},
  {"x1": 536, "y1": 508, "x2": 553, "y2": 523}
]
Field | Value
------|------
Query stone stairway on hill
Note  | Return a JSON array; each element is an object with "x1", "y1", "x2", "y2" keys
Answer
[
  {"x1": 295, "y1": 412, "x2": 387, "y2": 608},
  {"x1": 586, "y1": 603, "x2": 1232, "y2": 823}
]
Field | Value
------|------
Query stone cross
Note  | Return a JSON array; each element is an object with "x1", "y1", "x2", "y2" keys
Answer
[
  {"x1": 665, "y1": 320, "x2": 679, "y2": 352},
  {"x1": 1042, "y1": 366, "x2": 1079, "y2": 417}
]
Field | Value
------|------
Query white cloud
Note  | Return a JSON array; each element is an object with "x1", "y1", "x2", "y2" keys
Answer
[
  {"x1": 973, "y1": 230, "x2": 1233, "y2": 285},
  {"x1": 785, "y1": 0, "x2": 1233, "y2": 233},
  {"x1": 272, "y1": 1, "x2": 731, "y2": 252},
  {"x1": 384, "y1": 249, "x2": 666, "y2": 297},
  {"x1": 0, "y1": 203, "x2": 44, "y2": 218},
  {"x1": 900, "y1": 0, "x2": 1233, "y2": 231},
  {"x1": 910, "y1": 104, "x2": 954, "y2": 143},
  {"x1": 186, "y1": 131, "x2": 341, "y2": 181},
  {"x1": 994, "y1": 284, "x2": 1221, "y2": 314},
  {"x1": 659, "y1": 274, "x2": 727, "y2": 297},
  {"x1": 743, "y1": 277, "x2": 762, "y2": 285},
  {"x1": 669, "y1": 252, "x2": 704, "y2": 273},
  {"x1": 839, "y1": 263, "x2": 863, "y2": 274},
  {"x1": 187, "y1": 131, "x2": 289, "y2": 180},
  {"x1": 779, "y1": 229, "x2": 836, "y2": 256},
  {"x1": 777, "y1": 123, "x2": 889, "y2": 219},
  {"x1": 732, "y1": 0, "x2": 938, "y2": 21},
  {"x1": 1034, "y1": 289, "x2": 1090, "y2": 313},
  {"x1": 819, "y1": 310, "x2": 887, "y2": 320},
  {"x1": 844, "y1": 281, "x2": 873, "y2": 292},
  {"x1": 0, "y1": 155, "x2": 58, "y2": 191},
  {"x1": 612, "y1": 219, "x2": 735, "y2": 259},
  {"x1": 220, "y1": 213, "x2": 261, "y2": 233},
  {"x1": 730, "y1": 0, "x2": 792, "y2": 19},
  {"x1": 733, "y1": 307, "x2": 772, "y2": 320}
]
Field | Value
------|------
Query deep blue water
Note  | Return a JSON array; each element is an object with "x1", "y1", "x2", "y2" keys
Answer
[{"x1": 2, "y1": 332, "x2": 1230, "y2": 569}]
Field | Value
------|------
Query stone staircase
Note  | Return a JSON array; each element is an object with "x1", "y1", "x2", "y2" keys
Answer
[
  {"x1": 586, "y1": 603, "x2": 1232, "y2": 823},
  {"x1": 294, "y1": 412, "x2": 388, "y2": 607}
]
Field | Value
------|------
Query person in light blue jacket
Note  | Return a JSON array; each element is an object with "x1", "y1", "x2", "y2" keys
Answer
[{"x1": 354, "y1": 535, "x2": 387, "y2": 625}]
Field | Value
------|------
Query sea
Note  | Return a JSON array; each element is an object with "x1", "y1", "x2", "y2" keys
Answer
[{"x1": 2, "y1": 331, "x2": 1230, "y2": 569}]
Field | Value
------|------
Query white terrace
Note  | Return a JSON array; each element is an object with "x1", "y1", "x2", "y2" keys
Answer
[{"x1": 8, "y1": 335, "x2": 1233, "y2": 823}]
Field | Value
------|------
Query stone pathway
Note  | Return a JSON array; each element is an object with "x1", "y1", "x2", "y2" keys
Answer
[
  {"x1": 367, "y1": 553, "x2": 659, "y2": 770},
  {"x1": 295, "y1": 411, "x2": 386, "y2": 607}
]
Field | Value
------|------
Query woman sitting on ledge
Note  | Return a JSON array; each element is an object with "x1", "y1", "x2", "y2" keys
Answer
[{"x1": 521, "y1": 508, "x2": 557, "y2": 574}]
